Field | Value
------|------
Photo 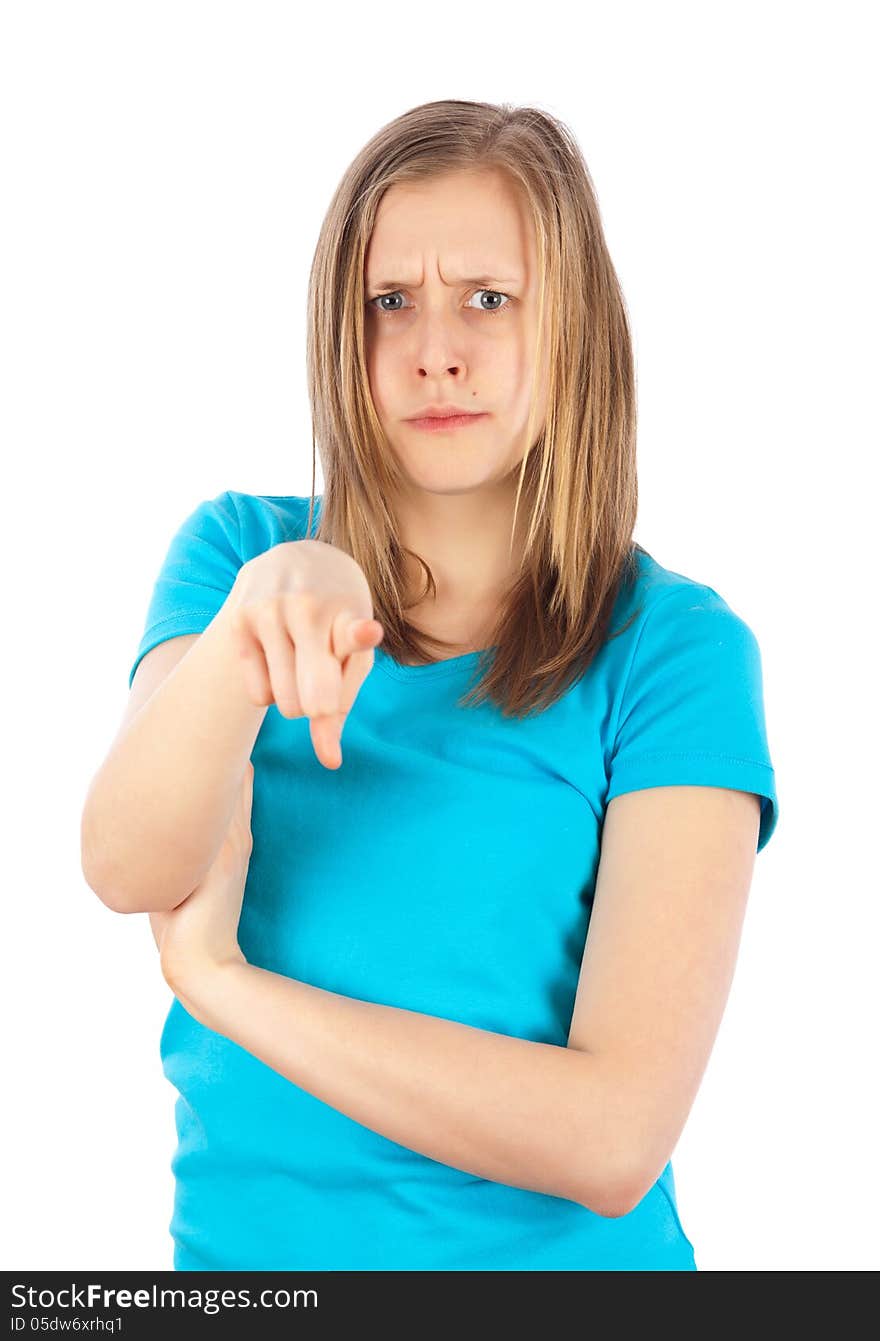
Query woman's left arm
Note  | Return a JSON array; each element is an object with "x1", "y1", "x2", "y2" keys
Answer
[
  {"x1": 160, "y1": 775, "x2": 760, "y2": 1219},
  {"x1": 171, "y1": 956, "x2": 619, "y2": 1211}
]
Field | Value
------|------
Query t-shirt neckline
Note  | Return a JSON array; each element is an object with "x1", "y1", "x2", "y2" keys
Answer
[{"x1": 374, "y1": 645, "x2": 495, "y2": 682}]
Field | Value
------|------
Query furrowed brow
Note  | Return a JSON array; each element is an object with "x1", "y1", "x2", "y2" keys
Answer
[{"x1": 367, "y1": 273, "x2": 520, "y2": 290}]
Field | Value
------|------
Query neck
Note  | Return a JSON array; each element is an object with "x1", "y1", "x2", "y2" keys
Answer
[{"x1": 396, "y1": 480, "x2": 527, "y2": 610}]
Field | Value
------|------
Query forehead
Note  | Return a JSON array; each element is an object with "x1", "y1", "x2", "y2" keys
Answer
[{"x1": 364, "y1": 169, "x2": 533, "y2": 283}]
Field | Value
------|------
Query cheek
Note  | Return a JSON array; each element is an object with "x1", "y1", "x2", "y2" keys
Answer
[
  {"x1": 494, "y1": 336, "x2": 530, "y2": 392},
  {"x1": 507, "y1": 334, "x2": 549, "y2": 414}
]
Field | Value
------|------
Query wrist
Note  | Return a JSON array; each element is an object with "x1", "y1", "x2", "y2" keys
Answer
[
  {"x1": 163, "y1": 950, "x2": 247, "y2": 1017},
  {"x1": 166, "y1": 959, "x2": 246, "y2": 1032}
]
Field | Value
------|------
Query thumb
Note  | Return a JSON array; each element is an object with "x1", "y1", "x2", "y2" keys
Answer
[{"x1": 331, "y1": 609, "x2": 383, "y2": 662}]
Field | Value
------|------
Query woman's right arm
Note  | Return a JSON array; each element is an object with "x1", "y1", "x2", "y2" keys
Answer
[
  {"x1": 81, "y1": 537, "x2": 383, "y2": 916},
  {"x1": 81, "y1": 590, "x2": 268, "y2": 915}
]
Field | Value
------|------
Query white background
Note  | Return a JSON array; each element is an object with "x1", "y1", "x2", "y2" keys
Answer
[{"x1": 2, "y1": 0, "x2": 876, "y2": 1273}]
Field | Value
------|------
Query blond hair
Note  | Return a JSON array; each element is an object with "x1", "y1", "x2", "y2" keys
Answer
[{"x1": 304, "y1": 98, "x2": 643, "y2": 716}]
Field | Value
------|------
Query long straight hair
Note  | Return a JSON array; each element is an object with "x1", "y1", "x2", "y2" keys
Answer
[{"x1": 304, "y1": 99, "x2": 643, "y2": 717}]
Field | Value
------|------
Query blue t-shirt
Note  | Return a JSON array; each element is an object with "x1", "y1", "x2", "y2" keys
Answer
[{"x1": 129, "y1": 490, "x2": 779, "y2": 1271}]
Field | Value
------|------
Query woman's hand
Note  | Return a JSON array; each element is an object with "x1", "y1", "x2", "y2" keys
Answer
[
  {"x1": 149, "y1": 761, "x2": 255, "y2": 992},
  {"x1": 226, "y1": 538, "x2": 385, "y2": 770}
]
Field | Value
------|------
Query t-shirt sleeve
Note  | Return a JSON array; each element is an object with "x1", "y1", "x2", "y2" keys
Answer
[
  {"x1": 606, "y1": 583, "x2": 779, "y2": 853},
  {"x1": 128, "y1": 491, "x2": 244, "y2": 689}
]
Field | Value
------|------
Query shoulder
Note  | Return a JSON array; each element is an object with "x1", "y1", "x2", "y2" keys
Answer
[
  {"x1": 608, "y1": 545, "x2": 760, "y2": 669},
  {"x1": 615, "y1": 544, "x2": 739, "y2": 622},
  {"x1": 221, "y1": 490, "x2": 324, "y2": 563},
  {"x1": 601, "y1": 547, "x2": 777, "y2": 853},
  {"x1": 607, "y1": 546, "x2": 767, "y2": 720}
]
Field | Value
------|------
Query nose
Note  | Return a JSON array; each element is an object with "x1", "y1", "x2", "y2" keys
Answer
[{"x1": 410, "y1": 303, "x2": 471, "y2": 379}]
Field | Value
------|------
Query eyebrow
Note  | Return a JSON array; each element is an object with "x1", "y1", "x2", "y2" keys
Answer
[{"x1": 367, "y1": 273, "x2": 521, "y2": 291}]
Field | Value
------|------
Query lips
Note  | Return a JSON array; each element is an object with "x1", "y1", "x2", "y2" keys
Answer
[
  {"x1": 407, "y1": 408, "x2": 482, "y2": 420},
  {"x1": 406, "y1": 412, "x2": 489, "y2": 432}
]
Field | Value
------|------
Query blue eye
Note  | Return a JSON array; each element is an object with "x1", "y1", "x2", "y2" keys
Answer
[
  {"x1": 368, "y1": 288, "x2": 513, "y2": 317},
  {"x1": 466, "y1": 289, "x2": 511, "y2": 315}
]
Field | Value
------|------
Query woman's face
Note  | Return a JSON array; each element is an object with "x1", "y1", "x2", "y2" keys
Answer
[{"x1": 364, "y1": 167, "x2": 548, "y2": 496}]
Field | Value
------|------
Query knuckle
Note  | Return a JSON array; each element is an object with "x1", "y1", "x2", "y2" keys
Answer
[
  {"x1": 305, "y1": 667, "x2": 342, "y2": 719},
  {"x1": 289, "y1": 588, "x2": 321, "y2": 621},
  {"x1": 241, "y1": 668, "x2": 272, "y2": 706},
  {"x1": 301, "y1": 690, "x2": 336, "y2": 719},
  {"x1": 256, "y1": 598, "x2": 290, "y2": 629}
]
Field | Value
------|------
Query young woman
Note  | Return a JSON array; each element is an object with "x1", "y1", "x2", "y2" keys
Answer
[{"x1": 82, "y1": 99, "x2": 779, "y2": 1271}]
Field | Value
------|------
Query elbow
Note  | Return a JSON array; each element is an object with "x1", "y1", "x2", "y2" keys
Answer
[
  {"x1": 80, "y1": 833, "x2": 182, "y2": 916},
  {"x1": 80, "y1": 847, "x2": 139, "y2": 915},
  {"x1": 83, "y1": 869, "x2": 186, "y2": 916},
  {"x1": 571, "y1": 1134, "x2": 661, "y2": 1220},
  {"x1": 81, "y1": 825, "x2": 132, "y2": 915},
  {"x1": 603, "y1": 1170, "x2": 654, "y2": 1219},
  {"x1": 83, "y1": 863, "x2": 188, "y2": 915},
  {"x1": 575, "y1": 1161, "x2": 652, "y2": 1220},
  {"x1": 80, "y1": 802, "x2": 192, "y2": 914},
  {"x1": 81, "y1": 790, "x2": 127, "y2": 912},
  {"x1": 81, "y1": 816, "x2": 126, "y2": 913},
  {"x1": 566, "y1": 1056, "x2": 675, "y2": 1219}
]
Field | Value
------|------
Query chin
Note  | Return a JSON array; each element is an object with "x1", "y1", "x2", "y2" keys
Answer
[
  {"x1": 393, "y1": 442, "x2": 516, "y2": 491},
  {"x1": 400, "y1": 462, "x2": 512, "y2": 496}
]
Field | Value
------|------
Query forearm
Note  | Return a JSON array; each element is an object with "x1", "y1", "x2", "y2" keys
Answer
[
  {"x1": 82, "y1": 594, "x2": 267, "y2": 913},
  {"x1": 172, "y1": 961, "x2": 630, "y2": 1215}
]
